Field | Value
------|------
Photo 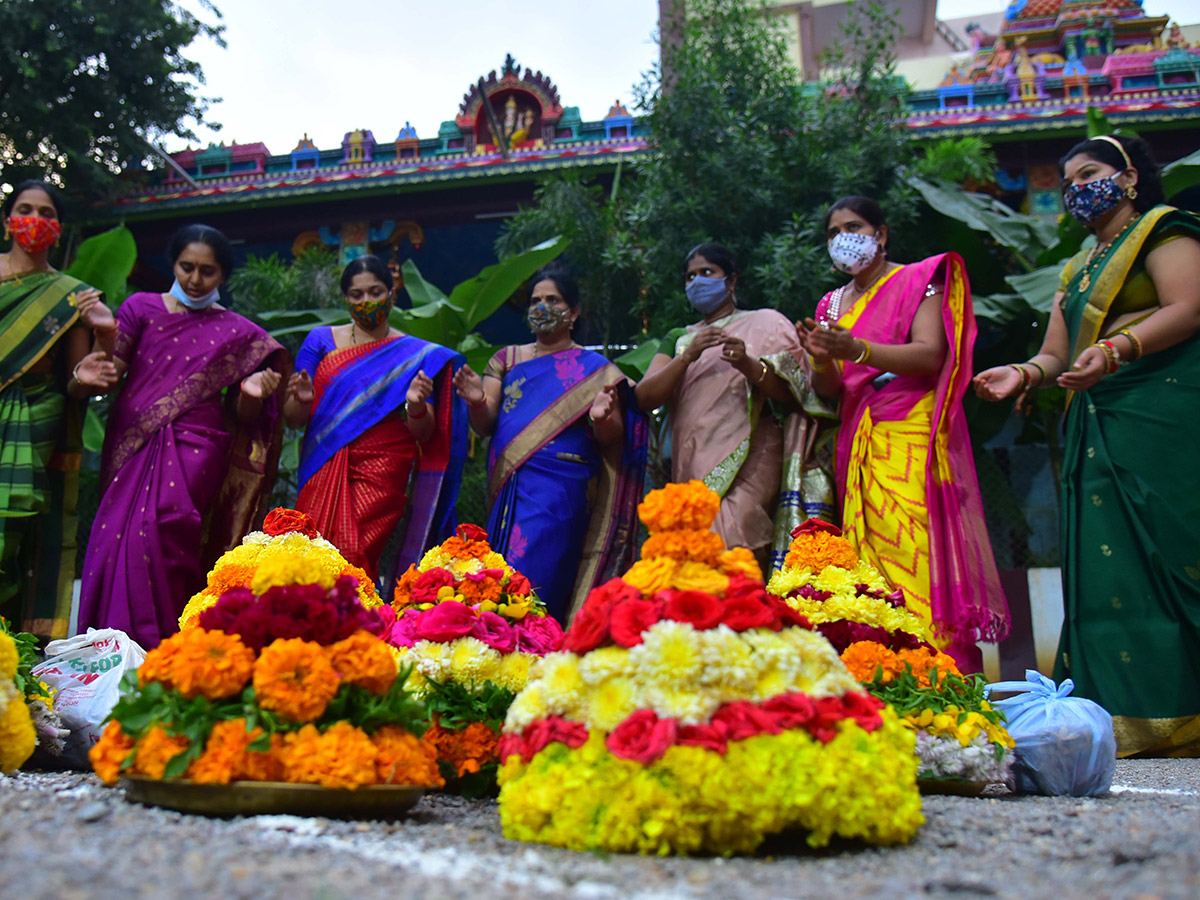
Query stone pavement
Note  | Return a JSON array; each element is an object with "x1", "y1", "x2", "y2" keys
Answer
[{"x1": 1, "y1": 760, "x2": 1197, "y2": 900}]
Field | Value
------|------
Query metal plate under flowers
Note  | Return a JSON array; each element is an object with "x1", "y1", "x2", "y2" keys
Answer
[
  {"x1": 120, "y1": 776, "x2": 426, "y2": 819},
  {"x1": 917, "y1": 778, "x2": 990, "y2": 797}
]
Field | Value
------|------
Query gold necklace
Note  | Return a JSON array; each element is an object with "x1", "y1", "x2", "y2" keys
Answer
[{"x1": 1079, "y1": 214, "x2": 1139, "y2": 292}]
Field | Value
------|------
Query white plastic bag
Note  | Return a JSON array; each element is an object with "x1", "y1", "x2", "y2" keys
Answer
[
  {"x1": 987, "y1": 670, "x2": 1116, "y2": 797},
  {"x1": 31, "y1": 628, "x2": 146, "y2": 769}
]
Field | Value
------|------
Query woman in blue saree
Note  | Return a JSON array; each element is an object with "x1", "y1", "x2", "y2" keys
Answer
[
  {"x1": 286, "y1": 255, "x2": 467, "y2": 586},
  {"x1": 453, "y1": 266, "x2": 648, "y2": 624}
]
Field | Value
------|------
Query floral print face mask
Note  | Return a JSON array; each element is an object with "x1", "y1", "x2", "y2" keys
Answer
[
  {"x1": 1063, "y1": 175, "x2": 1125, "y2": 225},
  {"x1": 828, "y1": 231, "x2": 880, "y2": 275},
  {"x1": 6, "y1": 215, "x2": 61, "y2": 254}
]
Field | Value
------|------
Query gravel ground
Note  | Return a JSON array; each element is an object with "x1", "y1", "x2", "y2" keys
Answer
[{"x1": 1, "y1": 761, "x2": 1197, "y2": 900}]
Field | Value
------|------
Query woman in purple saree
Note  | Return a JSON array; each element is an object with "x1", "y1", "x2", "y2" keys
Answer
[
  {"x1": 453, "y1": 266, "x2": 648, "y2": 624},
  {"x1": 79, "y1": 225, "x2": 288, "y2": 648}
]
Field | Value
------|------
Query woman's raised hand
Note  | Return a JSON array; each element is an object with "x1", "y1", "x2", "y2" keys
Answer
[
  {"x1": 681, "y1": 326, "x2": 727, "y2": 364},
  {"x1": 804, "y1": 321, "x2": 860, "y2": 361},
  {"x1": 453, "y1": 365, "x2": 486, "y2": 405},
  {"x1": 972, "y1": 366, "x2": 1024, "y2": 401},
  {"x1": 1057, "y1": 346, "x2": 1108, "y2": 392},
  {"x1": 74, "y1": 351, "x2": 118, "y2": 391},
  {"x1": 241, "y1": 368, "x2": 282, "y2": 399},
  {"x1": 287, "y1": 370, "x2": 314, "y2": 405},
  {"x1": 76, "y1": 288, "x2": 117, "y2": 334},
  {"x1": 407, "y1": 369, "x2": 434, "y2": 407}
]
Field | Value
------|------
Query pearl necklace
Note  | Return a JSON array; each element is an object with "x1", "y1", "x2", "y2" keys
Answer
[{"x1": 822, "y1": 264, "x2": 891, "y2": 327}]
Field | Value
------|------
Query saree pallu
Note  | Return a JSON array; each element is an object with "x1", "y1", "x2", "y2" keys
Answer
[
  {"x1": 294, "y1": 331, "x2": 466, "y2": 586},
  {"x1": 79, "y1": 292, "x2": 287, "y2": 649},
  {"x1": 0, "y1": 270, "x2": 88, "y2": 637},
  {"x1": 1055, "y1": 206, "x2": 1200, "y2": 757},
  {"x1": 670, "y1": 309, "x2": 835, "y2": 571},
  {"x1": 486, "y1": 348, "x2": 648, "y2": 624},
  {"x1": 817, "y1": 255, "x2": 1008, "y2": 669}
]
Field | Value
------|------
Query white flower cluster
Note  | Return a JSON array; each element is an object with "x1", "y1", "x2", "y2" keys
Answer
[{"x1": 914, "y1": 730, "x2": 1012, "y2": 784}]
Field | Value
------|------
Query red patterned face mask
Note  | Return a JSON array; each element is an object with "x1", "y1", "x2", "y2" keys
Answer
[{"x1": 6, "y1": 215, "x2": 61, "y2": 254}]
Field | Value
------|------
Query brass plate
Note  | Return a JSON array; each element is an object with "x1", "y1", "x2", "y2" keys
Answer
[
  {"x1": 120, "y1": 776, "x2": 426, "y2": 819},
  {"x1": 917, "y1": 778, "x2": 990, "y2": 797}
]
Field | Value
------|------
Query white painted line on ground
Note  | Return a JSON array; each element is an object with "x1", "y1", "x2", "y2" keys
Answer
[{"x1": 1109, "y1": 784, "x2": 1200, "y2": 797}]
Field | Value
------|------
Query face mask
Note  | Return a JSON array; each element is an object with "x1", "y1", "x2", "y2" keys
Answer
[
  {"x1": 527, "y1": 301, "x2": 568, "y2": 334},
  {"x1": 685, "y1": 275, "x2": 730, "y2": 314},
  {"x1": 6, "y1": 215, "x2": 61, "y2": 254},
  {"x1": 345, "y1": 296, "x2": 392, "y2": 331},
  {"x1": 170, "y1": 278, "x2": 221, "y2": 311},
  {"x1": 1064, "y1": 175, "x2": 1125, "y2": 224},
  {"x1": 828, "y1": 232, "x2": 880, "y2": 275}
]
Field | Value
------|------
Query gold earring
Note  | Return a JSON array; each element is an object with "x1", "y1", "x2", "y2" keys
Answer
[{"x1": 1126, "y1": 184, "x2": 1138, "y2": 200}]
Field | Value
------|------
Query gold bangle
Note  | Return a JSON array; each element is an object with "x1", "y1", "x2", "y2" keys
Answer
[
  {"x1": 753, "y1": 359, "x2": 769, "y2": 385},
  {"x1": 1008, "y1": 363, "x2": 1031, "y2": 392},
  {"x1": 1119, "y1": 329, "x2": 1143, "y2": 360},
  {"x1": 852, "y1": 340, "x2": 871, "y2": 365},
  {"x1": 1025, "y1": 360, "x2": 1047, "y2": 387},
  {"x1": 810, "y1": 358, "x2": 832, "y2": 373}
]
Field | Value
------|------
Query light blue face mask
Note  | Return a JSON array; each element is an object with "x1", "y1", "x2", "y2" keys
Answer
[
  {"x1": 685, "y1": 275, "x2": 730, "y2": 315},
  {"x1": 170, "y1": 278, "x2": 221, "y2": 310}
]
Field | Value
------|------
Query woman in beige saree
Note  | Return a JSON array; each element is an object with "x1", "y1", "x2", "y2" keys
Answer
[{"x1": 636, "y1": 243, "x2": 833, "y2": 571}]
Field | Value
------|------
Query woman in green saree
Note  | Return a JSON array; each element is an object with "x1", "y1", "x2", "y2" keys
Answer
[
  {"x1": 975, "y1": 135, "x2": 1200, "y2": 757},
  {"x1": 1, "y1": 180, "x2": 117, "y2": 638}
]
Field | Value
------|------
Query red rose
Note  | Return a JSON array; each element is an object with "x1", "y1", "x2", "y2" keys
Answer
[
  {"x1": 660, "y1": 589, "x2": 724, "y2": 631},
  {"x1": 506, "y1": 572, "x2": 532, "y2": 597},
  {"x1": 676, "y1": 721, "x2": 729, "y2": 755},
  {"x1": 497, "y1": 733, "x2": 525, "y2": 763},
  {"x1": 609, "y1": 598, "x2": 663, "y2": 648},
  {"x1": 546, "y1": 715, "x2": 589, "y2": 750},
  {"x1": 767, "y1": 596, "x2": 811, "y2": 630},
  {"x1": 415, "y1": 600, "x2": 477, "y2": 642},
  {"x1": 457, "y1": 523, "x2": 489, "y2": 542},
  {"x1": 605, "y1": 710, "x2": 678, "y2": 764},
  {"x1": 262, "y1": 507, "x2": 320, "y2": 539},
  {"x1": 809, "y1": 696, "x2": 848, "y2": 743},
  {"x1": 585, "y1": 578, "x2": 643, "y2": 614},
  {"x1": 521, "y1": 718, "x2": 554, "y2": 759},
  {"x1": 841, "y1": 691, "x2": 884, "y2": 732},
  {"x1": 761, "y1": 692, "x2": 817, "y2": 730},
  {"x1": 411, "y1": 567, "x2": 456, "y2": 603},
  {"x1": 789, "y1": 517, "x2": 844, "y2": 540},
  {"x1": 563, "y1": 599, "x2": 611, "y2": 654},
  {"x1": 720, "y1": 596, "x2": 778, "y2": 632},
  {"x1": 712, "y1": 701, "x2": 781, "y2": 742}
]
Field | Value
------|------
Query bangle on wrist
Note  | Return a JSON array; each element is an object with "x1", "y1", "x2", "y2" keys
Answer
[
  {"x1": 753, "y1": 359, "x2": 769, "y2": 385},
  {"x1": 468, "y1": 396, "x2": 487, "y2": 409},
  {"x1": 1025, "y1": 360, "x2": 1047, "y2": 387},
  {"x1": 407, "y1": 401, "x2": 429, "y2": 420},
  {"x1": 1096, "y1": 340, "x2": 1122, "y2": 374},
  {"x1": 1118, "y1": 329, "x2": 1143, "y2": 360},
  {"x1": 1008, "y1": 363, "x2": 1032, "y2": 392},
  {"x1": 852, "y1": 340, "x2": 871, "y2": 365}
]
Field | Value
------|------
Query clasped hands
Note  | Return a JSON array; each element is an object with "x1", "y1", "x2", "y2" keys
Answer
[
  {"x1": 795, "y1": 318, "x2": 863, "y2": 369},
  {"x1": 684, "y1": 326, "x2": 761, "y2": 380}
]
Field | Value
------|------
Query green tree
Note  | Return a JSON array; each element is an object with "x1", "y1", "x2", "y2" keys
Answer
[{"x1": 0, "y1": 0, "x2": 224, "y2": 200}]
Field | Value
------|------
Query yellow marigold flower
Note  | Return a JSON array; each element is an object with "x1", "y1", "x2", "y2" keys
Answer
[
  {"x1": 716, "y1": 547, "x2": 762, "y2": 581},
  {"x1": 132, "y1": 725, "x2": 190, "y2": 780},
  {"x1": 532, "y1": 653, "x2": 584, "y2": 707},
  {"x1": 783, "y1": 530, "x2": 859, "y2": 572},
  {"x1": 579, "y1": 646, "x2": 631, "y2": 686},
  {"x1": 504, "y1": 684, "x2": 550, "y2": 731},
  {"x1": 251, "y1": 552, "x2": 333, "y2": 595},
  {"x1": 448, "y1": 637, "x2": 501, "y2": 685},
  {"x1": 89, "y1": 720, "x2": 135, "y2": 785},
  {"x1": 327, "y1": 630, "x2": 397, "y2": 695},
  {"x1": 0, "y1": 681, "x2": 36, "y2": 773},
  {"x1": 670, "y1": 561, "x2": 729, "y2": 595},
  {"x1": 637, "y1": 481, "x2": 721, "y2": 534},
  {"x1": 253, "y1": 638, "x2": 341, "y2": 722},
  {"x1": 139, "y1": 629, "x2": 255, "y2": 700},
  {"x1": 279, "y1": 722, "x2": 378, "y2": 790},
  {"x1": 0, "y1": 631, "x2": 19, "y2": 679},
  {"x1": 407, "y1": 640, "x2": 454, "y2": 682},
  {"x1": 494, "y1": 652, "x2": 534, "y2": 693},
  {"x1": 623, "y1": 558, "x2": 678, "y2": 596}
]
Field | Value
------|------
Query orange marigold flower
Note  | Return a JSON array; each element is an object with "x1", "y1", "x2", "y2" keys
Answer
[
  {"x1": 373, "y1": 725, "x2": 445, "y2": 787},
  {"x1": 341, "y1": 563, "x2": 382, "y2": 606},
  {"x1": 717, "y1": 547, "x2": 763, "y2": 581},
  {"x1": 326, "y1": 630, "x2": 397, "y2": 695},
  {"x1": 132, "y1": 725, "x2": 191, "y2": 780},
  {"x1": 637, "y1": 481, "x2": 721, "y2": 534},
  {"x1": 138, "y1": 629, "x2": 255, "y2": 701},
  {"x1": 784, "y1": 530, "x2": 859, "y2": 572},
  {"x1": 393, "y1": 564, "x2": 421, "y2": 608},
  {"x1": 253, "y1": 638, "x2": 341, "y2": 722},
  {"x1": 898, "y1": 647, "x2": 961, "y2": 687},
  {"x1": 423, "y1": 720, "x2": 499, "y2": 777},
  {"x1": 89, "y1": 721, "x2": 135, "y2": 786},
  {"x1": 278, "y1": 722, "x2": 378, "y2": 789},
  {"x1": 642, "y1": 530, "x2": 726, "y2": 566},
  {"x1": 239, "y1": 733, "x2": 286, "y2": 782},
  {"x1": 190, "y1": 719, "x2": 263, "y2": 785},
  {"x1": 439, "y1": 536, "x2": 492, "y2": 561},
  {"x1": 840, "y1": 641, "x2": 906, "y2": 684}
]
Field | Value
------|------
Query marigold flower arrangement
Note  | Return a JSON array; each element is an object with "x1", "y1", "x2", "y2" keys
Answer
[
  {"x1": 384, "y1": 523, "x2": 565, "y2": 794},
  {"x1": 497, "y1": 482, "x2": 923, "y2": 856},
  {"x1": 767, "y1": 521, "x2": 1013, "y2": 785},
  {"x1": 178, "y1": 508, "x2": 382, "y2": 630},
  {"x1": 90, "y1": 570, "x2": 441, "y2": 793},
  {"x1": 0, "y1": 617, "x2": 67, "y2": 771}
]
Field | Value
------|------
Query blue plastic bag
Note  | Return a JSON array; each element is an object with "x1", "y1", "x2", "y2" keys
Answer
[{"x1": 986, "y1": 670, "x2": 1116, "y2": 797}]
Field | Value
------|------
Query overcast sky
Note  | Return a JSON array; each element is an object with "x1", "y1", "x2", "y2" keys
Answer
[{"x1": 168, "y1": 0, "x2": 1200, "y2": 154}]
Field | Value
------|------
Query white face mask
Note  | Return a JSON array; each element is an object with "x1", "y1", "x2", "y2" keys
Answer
[{"x1": 828, "y1": 232, "x2": 880, "y2": 275}]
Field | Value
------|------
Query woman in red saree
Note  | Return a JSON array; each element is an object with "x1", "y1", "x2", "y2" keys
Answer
[
  {"x1": 79, "y1": 225, "x2": 288, "y2": 649},
  {"x1": 287, "y1": 255, "x2": 466, "y2": 586},
  {"x1": 798, "y1": 197, "x2": 1008, "y2": 672}
]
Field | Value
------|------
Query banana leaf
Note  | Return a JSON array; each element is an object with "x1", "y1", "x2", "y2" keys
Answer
[
  {"x1": 1163, "y1": 148, "x2": 1200, "y2": 203},
  {"x1": 1005, "y1": 264, "x2": 1065, "y2": 315},
  {"x1": 445, "y1": 235, "x2": 567, "y2": 330},
  {"x1": 254, "y1": 307, "x2": 347, "y2": 340},
  {"x1": 401, "y1": 261, "x2": 451, "y2": 307},
  {"x1": 82, "y1": 406, "x2": 106, "y2": 453},
  {"x1": 65, "y1": 224, "x2": 138, "y2": 305},
  {"x1": 614, "y1": 338, "x2": 665, "y2": 381}
]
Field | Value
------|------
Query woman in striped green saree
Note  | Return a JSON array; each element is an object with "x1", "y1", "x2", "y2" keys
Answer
[
  {"x1": 975, "y1": 136, "x2": 1200, "y2": 757},
  {"x1": 1, "y1": 180, "x2": 117, "y2": 638}
]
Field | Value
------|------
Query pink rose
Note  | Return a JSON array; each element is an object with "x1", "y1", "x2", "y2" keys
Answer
[
  {"x1": 416, "y1": 601, "x2": 477, "y2": 642},
  {"x1": 470, "y1": 610, "x2": 518, "y2": 654},
  {"x1": 464, "y1": 568, "x2": 506, "y2": 583},
  {"x1": 385, "y1": 609, "x2": 423, "y2": 648},
  {"x1": 515, "y1": 614, "x2": 565, "y2": 655},
  {"x1": 605, "y1": 710, "x2": 678, "y2": 764},
  {"x1": 411, "y1": 567, "x2": 456, "y2": 603}
]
